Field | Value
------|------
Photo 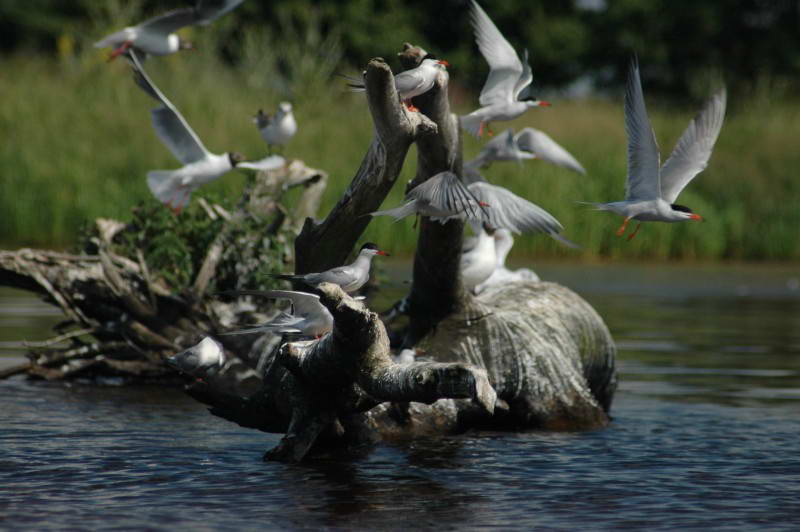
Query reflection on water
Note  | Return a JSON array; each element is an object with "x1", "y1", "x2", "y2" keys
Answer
[{"x1": 2, "y1": 263, "x2": 800, "y2": 529}]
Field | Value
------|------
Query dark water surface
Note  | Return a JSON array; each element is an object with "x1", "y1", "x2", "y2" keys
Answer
[{"x1": 2, "y1": 263, "x2": 800, "y2": 530}]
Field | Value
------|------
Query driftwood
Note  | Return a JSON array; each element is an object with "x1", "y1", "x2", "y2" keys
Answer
[{"x1": 0, "y1": 43, "x2": 617, "y2": 463}]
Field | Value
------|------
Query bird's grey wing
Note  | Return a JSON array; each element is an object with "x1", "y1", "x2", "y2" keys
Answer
[
  {"x1": 515, "y1": 127, "x2": 586, "y2": 174},
  {"x1": 470, "y1": 0, "x2": 523, "y2": 106},
  {"x1": 624, "y1": 58, "x2": 661, "y2": 201},
  {"x1": 468, "y1": 182, "x2": 575, "y2": 248},
  {"x1": 480, "y1": 128, "x2": 516, "y2": 161},
  {"x1": 237, "y1": 155, "x2": 286, "y2": 171},
  {"x1": 409, "y1": 171, "x2": 485, "y2": 221},
  {"x1": 513, "y1": 49, "x2": 534, "y2": 100},
  {"x1": 137, "y1": 8, "x2": 197, "y2": 34},
  {"x1": 315, "y1": 265, "x2": 357, "y2": 286},
  {"x1": 221, "y1": 312, "x2": 303, "y2": 335},
  {"x1": 659, "y1": 87, "x2": 727, "y2": 204},
  {"x1": 462, "y1": 165, "x2": 487, "y2": 185},
  {"x1": 129, "y1": 51, "x2": 209, "y2": 164},
  {"x1": 195, "y1": 0, "x2": 246, "y2": 25},
  {"x1": 394, "y1": 68, "x2": 426, "y2": 96}
]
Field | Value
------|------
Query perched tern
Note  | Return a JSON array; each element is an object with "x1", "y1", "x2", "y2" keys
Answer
[
  {"x1": 460, "y1": 0, "x2": 550, "y2": 138},
  {"x1": 460, "y1": 226, "x2": 498, "y2": 291},
  {"x1": 129, "y1": 51, "x2": 245, "y2": 213},
  {"x1": 166, "y1": 336, "x2": 225, "y2": 378},
  {"x1": 475, "y1": 228, "x2": 539, "y2": 294},
  {"x1": 94, "y1": 0, "x2": 245, "y2": 61},
  {"x1": 271, "y1": 243, "x2": 389, "y2": 293},
  {"x1": 587, "y1": 59, "x2": 726, "y2": 240},
  {"x1": 467, "y1": 181, "x2": 578, "y2": 247},
  {"x1": 255, "y1": 102, "x2": 297, "y2": 153},
  {"x1": 370, "y1": 171, "x2": 489, "y2": 224},
  {"x1": 345, "y1": 56, "x2": 449, "y2": 111},
  {"x1": 220, "y1": 290, "x2": 333, "y2": 338},
  {"x1": 465, "y1": 128, "x2": 586, "y2": 175}
]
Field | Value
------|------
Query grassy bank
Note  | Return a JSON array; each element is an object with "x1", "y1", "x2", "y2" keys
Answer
[{"x1": 1, "y1": 44, "x2": 799, "y2": 260}]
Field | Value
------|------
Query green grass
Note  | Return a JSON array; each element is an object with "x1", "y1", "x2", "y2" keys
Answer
[{"x1": 1, "y1": 35, "x2": 799, "y2": 261}]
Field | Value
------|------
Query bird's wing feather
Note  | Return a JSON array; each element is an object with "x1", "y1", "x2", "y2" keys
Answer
[
  {"x1": 470, "y1": 0, "x2": 523, "y2": 107},
  {"x1": 137, "y1": 8, "x2": 196, "y2": 34},
  {"x1": 195, "y1": 0, "x2": 246, "y2": 25},
  {"x1": 408, "y1": 171, "x2": 486, "y2": 221},
  {"x1": 394, "y1": 68, "x2": 426, "y2": 97},
  {"x1": 515, "y1": 127, "x2": 586, "y2": 174},
  {"x1": 513, "y1": 49, "x2": 534, "y2": 100},
  {"x1": 129, "y1": 51, "x2": 209, "y2": 164},
  {"x1": 659, "y1": 88, "x2": 727, "y2": 203},
  {"x1": 624, "y1": 58, "x2": 661, "y2": 201}
]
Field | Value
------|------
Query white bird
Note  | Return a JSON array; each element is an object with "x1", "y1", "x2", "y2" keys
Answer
[
  {"x1": 255, "y1": 102, "x2": 297, "y2": 153},
  {"x1": 271, "y1": 243, "x2": 389, "y2": 293},
  {"x1": 460, "y1": 226, "x2": 498, "y2": 291},
  {"x1": 345, "y1": 56, "x2": 450, "y2": 111},
  {"x1": 475, "y1": 228, "x2": 539, "y2": 294},
  {"x1": 587, "y1": 58, "x2": 727, "y2": 240},
  {"x1": 467, "y1": 181, "x2": 578, "y2": 247},
  {"x1": 94, "y1": 0, "x2": 245, "y2": 61},
  {"x1": 166, "y1": 336, "x2": 225, "y2": 378},
  {"x1": 460, "y1": 0, "x2": 550, "y2": 138},
  {"x1": 129, "y1": 51, "x2": 244, "y2": 213},
  {"x1": 370, "y1": 171, "x2": 489, "y2": 224},
  {"x1": 393, "y1": 348, "x2": 424, "y2": 365},
  {"x1": 220, "y1": 290, "x2": 333, "y2": 338},
  {"x1": 465, "y1": 128, "x2": 586, "y2": 175}
]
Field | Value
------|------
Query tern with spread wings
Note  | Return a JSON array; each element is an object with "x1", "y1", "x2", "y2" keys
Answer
[
  {"x1": 587, "y1": 59, "x2": 726, "y2": 240},
  {"x1": 221, "y1": 290, "x2": 333, "y2": 338},
  {"x1": 465, "y1": 128, "x2": 586, "y2": 176},
  {"x1": 129, "y1": 51, "x2": 244, "y2": 213},
  {"x1": 460, "y1": 0, "x2": 550, "y2": 138},
  {"x1": 95, "y1": 0, "x2": 245, "y2": 61}
]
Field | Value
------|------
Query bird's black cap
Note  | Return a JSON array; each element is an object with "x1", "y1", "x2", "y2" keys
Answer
[{"x1": 360, "y1": 242, "x2": 379, "y2": 251}]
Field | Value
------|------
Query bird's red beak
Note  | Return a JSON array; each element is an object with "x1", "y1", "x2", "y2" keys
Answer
[
  {"x1": 479, "y1": 201, "x2": 491, "y2": 207},
  {"x1": 438, "y1": 60, "x2": 450, "y2": 67},
  {"x1": 690, "y1": 213, "x2": 703, "y2": 221},
  {"x1": 377, "y1": 250, "x2": 390, "y2": 256},
  {"x1": 539, "y1": 101, "x2": 552, "y2": 107}
]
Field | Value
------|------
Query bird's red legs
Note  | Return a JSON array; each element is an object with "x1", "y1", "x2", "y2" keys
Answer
[
  {"x1": 616, "y1": 216, "x2": 631, "y2": 237},
  {"x1": 108, "y1": 41, "x2": 133, "y2": 62},
  {"x1": 626, "y1": 222, "x2": 642, "y2": 241},
  {"x1": 403, "y1": 100, "x2": 420, "y2": 112}
]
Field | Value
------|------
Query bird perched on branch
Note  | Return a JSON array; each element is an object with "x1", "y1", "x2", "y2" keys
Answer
[
  {"x1": 255, "y1": 102, "x2": 297, "y2": 153},
  {"x1": 271, "y1": 243, "x2": 389, "y2": 293},
  {"x1": 94, "y1": 0, "x2": 245, "y2": 61},
  {"x1": 344, "y1": 55, "x2": 450, "y2": 112},
  {"x1": 460, "y1": 0, "x2": 550, "y2": 138},
  {"x1": 585, "y1": 58, "x2": 726, "y2": 241},
  {"x1": 128, "y1": 50, "x2": 245, "y2": 213},
  {"x1": 220, "y1": 290, "x2": 333, "y2": 339}
]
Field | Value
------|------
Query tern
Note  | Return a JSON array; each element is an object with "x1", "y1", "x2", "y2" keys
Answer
[
  {"x1": 460, "y1": 226, "x2": 498, "y2": 291},
  {"x1": 255, "y1": 102, "x2": 297, "y2": 153},
  {"x1": 587, "y1": 58, "x2": 727, "y2": 240},
  {"x1": 220, "y1": 290, "x2": 333, "y2": 338},
  {"x1": 94, "y1": 0, "x2": 245, "y2": 61},
  {"x1": 271, "y1": 243, "x2": 389, "y2": 293},
  {"x1": 465, "y1": 128, "x2": 586, "y2": 175},
  {"x1": 370, "y1": 171, "x2": 489, "y2": 224},
  {"x1": 129, "y1": 51, "x2": 245, "y2": 213},
  {"x1": 467, "y1": 181, "x2": 578, "y2": 247},
  {"x1": 460, "y1": 0, "x2": 550, "y2": 138},
  {"x1": 475, "y1": 228, "x2": 539, "y2": 294},
  {"x1": 166, "y1": 336, "x2": 225, "y2": 378},
  {"x1": 345, "y1": 56, "x2": 449, "y2": 111}
]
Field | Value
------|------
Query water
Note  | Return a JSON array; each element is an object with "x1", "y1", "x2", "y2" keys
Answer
[{"x1": 2, "y1": 263, "x2": 800, "y2": 530}]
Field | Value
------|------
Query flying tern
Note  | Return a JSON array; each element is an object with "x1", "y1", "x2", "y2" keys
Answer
[
  {"x1": 95, "y1": 0, "x2": 245, "y2": 61},
  {"x1": 129, "y1": 51, "x2": 244, "y2": 213},
  {"x1": 345, "y1": 56, "x2": 450, "y2": 111},
  {"x1": 465, "y1": 128, "x2": 586, "y2": 175},
  {"x1": 587, "y1": 58, "x2": 726, "y2": 240},
  {"x1": 460, "y1": 0, "x2": 550, "y2": 138},
  {"x1": 166, "y1": 336, "x2": 225, "y2": 378},
  {"x1": 370, "y1": 171, "x2": 489, "y2": 224},
  {"x1": 255, "y1": 102, "x2": 297, "y2": 153},
  {"x1": 271, "y1": 243, "x2": 389, "y2": 293},
  {"x1": 220, "y1": 290, "x2": 333, "y2": 338}
]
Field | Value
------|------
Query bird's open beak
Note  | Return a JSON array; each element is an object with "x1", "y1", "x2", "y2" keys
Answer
[
  {"x1": 377, "y1": 250, "x2": 390, "y2": 256},
  {"x1": 438, "y1": 60, "x2": 450, "y2": 67},
  {"x1": 690, "y1": 214, "x2": 703, "y2": 221}
]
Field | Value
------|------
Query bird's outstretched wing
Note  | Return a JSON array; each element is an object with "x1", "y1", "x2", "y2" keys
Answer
[
  {"x1": 515, "y1": 127, "x2": 586, "y2": 174},
  {"x1": 624, "y1": 57, "x2": 661, "y2": 201},
  {"x1": 139, "y1": 0, "x2": 245, "y2": 33},
  {"x1": 470, "y1": 0, "x2": 523, "y2": 107},
  {"x1": 659, "y1": 88, "x2": 727, "y2": 203},
  {"x1": 408, "y1": 171, "x2": 487, "y2": 221},
  {"x1": 129, "y1": 50, "x2": 209, "y2": 164}
]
